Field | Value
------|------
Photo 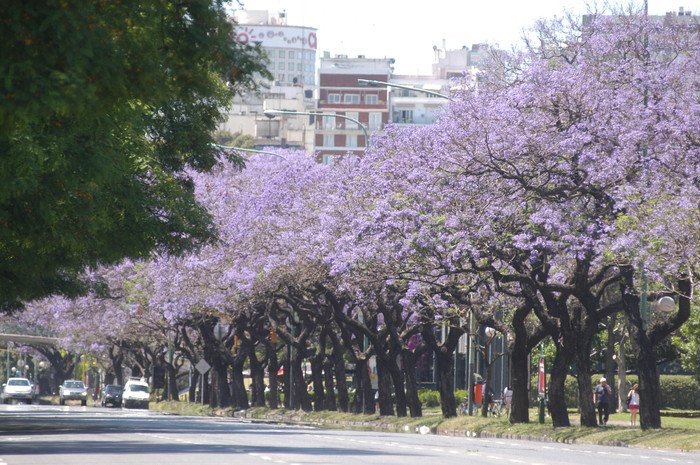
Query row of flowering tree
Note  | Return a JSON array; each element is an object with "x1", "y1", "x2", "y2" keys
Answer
[{"x1": 13, "y1": 10, "x2": 699, "y2": 430}]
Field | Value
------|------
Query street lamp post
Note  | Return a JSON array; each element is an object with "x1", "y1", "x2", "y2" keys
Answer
[
  {"x1": 212, "y1": 143, "x2": 288, "y2": 161},
  {"x1": 358, "y1": 79, "x2": 450, "y2": 100},
  {"x1": 263, "y1": 109, "x2": 370, "y2": 150}
]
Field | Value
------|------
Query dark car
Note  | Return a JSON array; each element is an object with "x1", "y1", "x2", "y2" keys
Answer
[{"x1": 100, "y1": 384, "x2": 123, "y2": 408}]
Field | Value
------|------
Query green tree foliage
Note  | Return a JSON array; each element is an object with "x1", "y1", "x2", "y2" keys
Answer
[
  {"x1": 0, "y1": 1, "x2": 271, "y2": 310},
  {"x1": 213, "y1": 130, "x2": 255, "y2": 149},
  {"x1": 673, "y1": 305, "x2": 700, "y2": 382}
]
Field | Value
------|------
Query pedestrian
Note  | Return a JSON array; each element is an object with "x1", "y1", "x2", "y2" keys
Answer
[
  {"x1": 502, "y1": 385, "x2": 513, "y2": 417},
  {"x1": 593, "y1": 377, "x2": 612, "y2": 426},
  {"x1": 627, "y1": 383, "x2": 640, "y2": 426}
]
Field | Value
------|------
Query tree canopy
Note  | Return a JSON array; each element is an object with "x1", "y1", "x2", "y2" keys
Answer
[{"x1": 0, "y1": 0, "x2": 270, "y2": 310}]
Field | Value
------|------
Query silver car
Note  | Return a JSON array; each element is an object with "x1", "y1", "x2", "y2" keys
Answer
[
  {"x1": 2, "y1": 378, "x2": 33, "y2": 404},
  {"x1": 59, "y1": 379, "x2": 88, "y2": 406}
]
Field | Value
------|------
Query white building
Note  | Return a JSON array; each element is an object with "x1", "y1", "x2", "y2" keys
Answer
[{"x1": 220, "y1": 10, "x2": 318, "y2": 152}]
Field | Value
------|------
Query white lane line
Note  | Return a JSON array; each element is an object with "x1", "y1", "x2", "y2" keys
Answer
[
  {"x1": 449, "y1": 450, "x2": 459, "y2": 454},
  {"x1": 508, "y1": 460, "x2": 526, "y2": 464}
]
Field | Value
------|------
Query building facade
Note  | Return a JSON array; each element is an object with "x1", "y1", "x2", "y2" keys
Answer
[
  {"x1": 316, "y1": 54, "x2": 392, "y2": 163},
  {"x1": 220, "y1": 10, "x2": 318, "y2": 152}
]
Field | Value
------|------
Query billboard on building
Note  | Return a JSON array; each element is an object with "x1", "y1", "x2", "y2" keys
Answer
[{"x1": 236, "y1": 25, "x2": 317, "y2": 51}]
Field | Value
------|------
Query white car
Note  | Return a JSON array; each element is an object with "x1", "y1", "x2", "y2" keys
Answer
[
  {"x1": 2, "y1": 378, "x2": 34, "y2": 404},
  {"x1": 122, "y1": 378, "x2": 150, "y2": 409},
  {"x1": 59, "y1": 379, "x2": 88, "y2": 406}
]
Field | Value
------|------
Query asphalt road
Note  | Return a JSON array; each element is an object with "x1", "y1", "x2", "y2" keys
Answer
[{"x1": 0, "y1": 404, "x2": 698, "y2": 465}]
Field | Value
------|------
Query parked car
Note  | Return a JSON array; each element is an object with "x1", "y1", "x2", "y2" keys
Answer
[
  {"x1": 122, "y1": 378, "x2": 149, "y2": 409},
  {"x1": 100, "y1": 384, "x2": 123, "y2": 408},
  {"x1": 59, "y1": 379, "x2": 88, "y2": 406},
  {"x1": 2, "y1": 377, "x2": 33, "y2": 404}
]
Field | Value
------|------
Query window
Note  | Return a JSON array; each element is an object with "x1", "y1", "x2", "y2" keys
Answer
[
  {"x1": 297, "y1": 63, "x2": 302, "y2": 71},
  {"x1": 305, "y1": 51, "x2": 313, "y2": 60},
  {"x1": 346, "y1": 134, "x2": 358, "y2": 148},
  {"x1": 279, "y1": 50, "x2": 285, "y2": 58},
  {"x1": 288, "y1": 62, "x2": 295, "y2": 71},
  {"x1": 343, "y1": 94, "x2": 360, "y2": 104},
  {"x1": 288, "y1": 51, "x2": 295, "y2": 58},
  {"x1": 369, "y1": 112, "x2": 382, "y2": 130},
  {"x1": 323, "y1": 134, "x2": 334, "y2": 147},
  {"x1": 365, "y1": 94, "x2": 378, "y2": 105},
  {"x1": 298, "y1": 51, "x2": 302, "y2": 59},
  {"x1": 278, "y1": 62, "x2": 285, "y2": 70},
  {"x1": 394, "y1": 110, "x2": 413, "y2": 124},
  {"x1": 322, "y1": 154, "x2": 335, "y2": 165},
  {"x1": 328, "y1": 93, "x2": 341, "y2": 104},
  {"x1": 345, "y1": 111, "x2": 359, "y2": 129},
  {"x1": 323, "y1": 114, "x2": 336, "y2": 129},
  {"x1": 257, "y1": 120, "x2": 280, "y2": 138}
]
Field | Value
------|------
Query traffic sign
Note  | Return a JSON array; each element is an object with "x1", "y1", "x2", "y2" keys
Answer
[{"x1": 195, "y1": 359, "x2": 211, "y2": 375}]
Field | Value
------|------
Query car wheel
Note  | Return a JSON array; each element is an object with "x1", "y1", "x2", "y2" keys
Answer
[
  {"x1": 26, "y1": 399, "x2": 32, "y2": 405},
  {"x1": 81, "y1": 399, "x2": 87, "y2": 406}
]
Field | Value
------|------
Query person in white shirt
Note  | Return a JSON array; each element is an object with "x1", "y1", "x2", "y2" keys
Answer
[
  {"x1": 503, "y1": 386, "x2": 513, "y2": 418},
  {"x1": 627, "y1": 384, "x2": 640, "y2": 426}
]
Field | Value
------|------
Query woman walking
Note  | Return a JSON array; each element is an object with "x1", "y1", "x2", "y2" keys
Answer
[{"x1": 627, "y1": 384, "x2": 640, "y2": 426}]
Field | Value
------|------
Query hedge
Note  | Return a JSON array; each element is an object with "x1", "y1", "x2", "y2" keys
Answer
[{"x1": 528, "y1": 374, "x2": 700, "y2": 410}]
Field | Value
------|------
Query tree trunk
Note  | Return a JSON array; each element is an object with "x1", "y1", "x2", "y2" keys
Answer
[
  {"x1": 635, "y1": 338, "x2": 662, "y2": 429},
  {"x1": 376, "y1": 356, "x2": 395, "y2": 416},
  {"x1": 435, "y1": 349, "x2": 457, "y2": 418},
  {"x1": 387, "y1": 357, "x2": 407, "y2": 417},
  {"x1": 166, "y1": 364, "x2": 178, "y2": 401},
  {"x1": 574, "y1": 340, "x2": 597, "y2": 427},
  {"x1": 202, "y1": 371, "x2": 210, "y2": 405},
  {"x1": 509, "y1": 345, "x2": 530, "y2": 423},
  {"x1": 323, "y1": 357, "x2": 337, "y2": 411},
  {"x1": 355, "y1": 358, "x2": 373, "y2": 414},
  {"x1": 330, "y1": 334, "x2": 349, "y2": 412},
  {"x1": 291, "y1": 350, "x2": 311, "y2": 411},
  {"x1": 231, "y1": 360, "x2": 249, "y2": 410},
  {"x1": 310, "y1": 351, "x2": 326, "y2": 411},
  {"x1": 250, "y1": 354, "x2": 266, "y2": 408},
  {"x1": 549, "y1": 344, "x2": 572, "y2": 427},
  {"x1": 189, "y1": 370, "x2": 199, "y2": 403},
  {"x1": 267, "y1": 344, "x2": 279, "y2": 409},
  {"x1": 402, "y1": 350, "x2": 422, "y2": 417}
]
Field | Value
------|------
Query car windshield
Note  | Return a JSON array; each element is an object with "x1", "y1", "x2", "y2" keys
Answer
[
  {"x1": 64, "y1": 381, "x2": 84, "y2": 388},
  {"x1": 8, "y1": 379, "x2": 30, "y2": 386},
  {"x1": 129, "y1": 384, "x2": 149, "y2": 393},
  {"x1": 105, "y1": 385, "x2": 123, "y2": 393}
]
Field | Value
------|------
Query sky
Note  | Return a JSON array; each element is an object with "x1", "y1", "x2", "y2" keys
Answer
[{"x1": 233, "y1": 0, "x2": 700, "y2": 75}]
